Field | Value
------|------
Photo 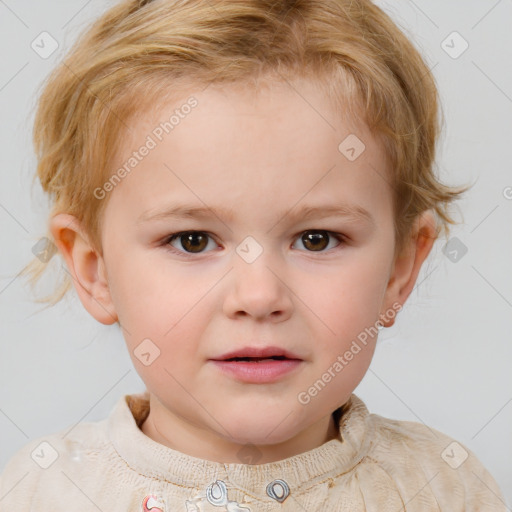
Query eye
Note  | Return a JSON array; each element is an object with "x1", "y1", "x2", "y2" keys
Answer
[
  {"x1": 292, "y1": 230, "x2": 345, "y2": 252},
  {"x1": 162, "y1": 229, "x2": 345, "y2": 256},
  {"x1": 164, "y1": 231, "x2": 218, "y2": 254}
]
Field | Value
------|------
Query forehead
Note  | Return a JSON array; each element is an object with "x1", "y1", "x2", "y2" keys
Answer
[{"x1": 104, "y1": 77, "x2": 394, "y2": 229}]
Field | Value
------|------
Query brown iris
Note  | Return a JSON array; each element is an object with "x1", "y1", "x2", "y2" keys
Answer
[
  {"x1": 301, "y1": 230, "x2": 330, "y2": 251},
  {"x1": 178, "y1": 232, "x2": 209, "y2": 253}
]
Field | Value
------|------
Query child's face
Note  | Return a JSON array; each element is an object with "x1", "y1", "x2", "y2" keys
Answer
[{"x1": 53, "y1": 77, "x2": 435, "y2": 461}]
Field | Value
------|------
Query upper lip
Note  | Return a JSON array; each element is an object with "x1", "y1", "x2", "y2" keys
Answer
[{"x1": 211, "y1": 345, "x2": 302, "y2": 361}]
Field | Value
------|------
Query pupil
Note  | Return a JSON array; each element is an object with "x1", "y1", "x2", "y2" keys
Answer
[
  {"x1": 183, "y1": 232, "x2": 207, "y2": 252},
  {"x1": 303, "y1": 231, "x2": 328, "y2": 251}
]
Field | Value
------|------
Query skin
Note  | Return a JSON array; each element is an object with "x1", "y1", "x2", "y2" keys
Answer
[{"x1": 50, "y1": 77, "x2": 436, "y2": 464}]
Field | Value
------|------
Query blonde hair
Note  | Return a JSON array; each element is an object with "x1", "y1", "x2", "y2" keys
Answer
[{"x1": 21, "y1": 0, "x2": 470, "y2": 309}]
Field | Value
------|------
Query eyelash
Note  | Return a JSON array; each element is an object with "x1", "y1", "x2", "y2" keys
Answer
[{"x1": 160, "y1": 230, "x2": 348, "y2": 257}]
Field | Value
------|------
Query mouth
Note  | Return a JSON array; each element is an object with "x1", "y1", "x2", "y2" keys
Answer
[
  {"x1": 212, "y1": 345, "x2": 303, "y2": 362},
  {"x1": 209, "y1": 349, "x2": 303, "y2": 383},
  {"x1": 223, "y1": 356, "x2": 292, "y2": 362}
]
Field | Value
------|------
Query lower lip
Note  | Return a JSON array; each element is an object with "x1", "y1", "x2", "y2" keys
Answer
[{"x1": 210, "y1": 359, "x2": 302, "y2": 383}]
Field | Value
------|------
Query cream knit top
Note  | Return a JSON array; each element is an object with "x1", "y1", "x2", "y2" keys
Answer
[{"x1": 0, "y1": 392, "x2": 507, "y2": 511}]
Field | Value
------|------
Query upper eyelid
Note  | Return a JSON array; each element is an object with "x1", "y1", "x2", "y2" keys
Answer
[{"x1": 166, "y1": 229, "x2": 345, "y2": 241}]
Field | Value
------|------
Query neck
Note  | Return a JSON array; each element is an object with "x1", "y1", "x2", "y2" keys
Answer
[{"x1": 140, "y1": 395, "x2": 341, "y2": 464}]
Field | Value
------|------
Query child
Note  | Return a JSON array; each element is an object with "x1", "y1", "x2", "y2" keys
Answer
[{"x1": 0, "y1": 0, "x2": 507, "y2": 509}]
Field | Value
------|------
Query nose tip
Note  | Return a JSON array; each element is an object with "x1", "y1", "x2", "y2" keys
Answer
[{"x1": 224, "y1": 257, "x2": 293, "y2": 322}]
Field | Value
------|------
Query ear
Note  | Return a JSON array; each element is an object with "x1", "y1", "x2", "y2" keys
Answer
[
  {"x1": 379, "y1": 210, "x2": 437, "y2": 327},
  {"x1": 49, "y1": 213, "x2": 118, "y2": 325}
]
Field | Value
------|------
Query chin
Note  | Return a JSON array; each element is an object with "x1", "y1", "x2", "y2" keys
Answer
[{"x1": 219, "y1": 419, "x2": 299, "y2": 448}]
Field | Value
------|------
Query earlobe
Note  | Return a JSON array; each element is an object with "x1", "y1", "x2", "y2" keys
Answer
[
  {"x1": 49, "y1": 213, "x2": 118, "y2": 325},
  {"x1": 380, "y1": 210, "x2": 437, "y2": 327}
]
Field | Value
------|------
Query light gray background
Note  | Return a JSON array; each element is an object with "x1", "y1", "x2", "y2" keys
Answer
[{"x1": 1, "y1": 0, "x2": 511, "y2": 505}]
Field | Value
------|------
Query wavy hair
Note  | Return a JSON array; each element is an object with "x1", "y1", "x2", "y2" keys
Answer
[{"x1": 20, "y1": 0, "x2": 470, "y2": 308}]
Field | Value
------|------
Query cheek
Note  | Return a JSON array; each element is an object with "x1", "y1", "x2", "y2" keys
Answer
[
  {"x1": 133, "y1": 331, "x2": 199, "y2": 396},
  {"x1": 106, "y1": 252, "x2": 209, "y2": 369},
  {"x1": 305, "y1": 264, "x2": 387, "y2": 401},
  {"x1": 310, "y1": 255, "x2": 391, "y2": 336},
  {"x1": 108, "y1": 248, "x2": 201, "y2": 324}
]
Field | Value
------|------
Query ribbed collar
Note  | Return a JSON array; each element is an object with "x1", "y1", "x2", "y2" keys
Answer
[{"x1": 108, "y1": 392, "x2": 372, "y2": 498}]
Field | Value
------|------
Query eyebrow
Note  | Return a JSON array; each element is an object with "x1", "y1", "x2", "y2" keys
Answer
[{"x1": 137, "y1": 203, "x2": 375, "y2": 227}]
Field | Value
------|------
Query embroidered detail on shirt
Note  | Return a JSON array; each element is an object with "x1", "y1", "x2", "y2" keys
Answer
[
  {"x1": 141, "y1": 494, "x2": 166, "y2": 511},
  {"x1": 206, "y1": 480, "x2": 251, "y2": 511},
  {"x1": 266, "y1": 479, "x2": 290, "y2": 503},
  {"x1": 185, "y1": 501, "x2": 203, "y2": 512}
]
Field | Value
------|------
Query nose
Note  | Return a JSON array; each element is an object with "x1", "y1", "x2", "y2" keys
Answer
[{"x1": 222, "y1": 245, "x2": 293, "y2": 322}]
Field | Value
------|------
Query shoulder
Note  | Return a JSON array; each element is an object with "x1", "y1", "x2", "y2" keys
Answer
[
  {"x1": 361, "y1": 411, "x2": 507, "y2": 510},
  {"x1": 0, "y1": 404, "x2": 113, "y2": 510}
]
